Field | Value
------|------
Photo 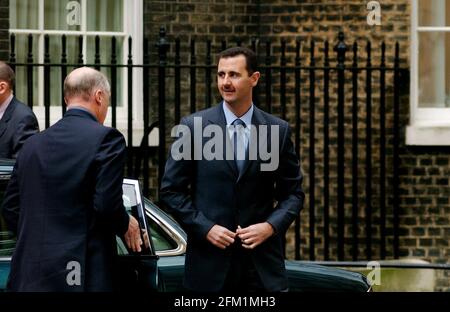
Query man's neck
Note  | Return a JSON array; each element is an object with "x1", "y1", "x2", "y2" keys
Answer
[
  {"x1": 224, "y1": 101, "x2": 252, "y2": 118},
  {"x1": 0, "y1": 92, "x2": 12, "y2": 107},
  {"x1": 67, "y1": 103, "x2": 97, "y2": 120}
]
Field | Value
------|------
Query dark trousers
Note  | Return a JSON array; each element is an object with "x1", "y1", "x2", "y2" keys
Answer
[{"x1": 221, "y1": 244, "x2": 266, "y2": 292}]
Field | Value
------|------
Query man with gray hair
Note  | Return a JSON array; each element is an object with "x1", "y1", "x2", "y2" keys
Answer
[
  {"x1": 1, "y1": 67, "x2": 142, "y2": 291},
  {"x1": 0, "y1": 61, "x2": 39, "y2": 158}
]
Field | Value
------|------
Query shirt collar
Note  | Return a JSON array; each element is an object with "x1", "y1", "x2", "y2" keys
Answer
[
  {"x1": 66, "y1": 105, "x2": 97, "y2": 121},
  {"x1": 0, "y1": 94, "x2": 14, "y2": 116},
  {"x1": 222, "y1": 101, "x2": 253, "y2": 127}
]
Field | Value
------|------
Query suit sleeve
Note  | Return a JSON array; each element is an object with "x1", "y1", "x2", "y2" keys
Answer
[
  {"x1": 11, "y1": 112, "x2": 39, "y2": 159},
  {"x1": 266, "y1": 124, "x2": 305, "y2": 235},
  {"x1": 1, "y1": 159, "x2": 21, "y2": 235},
  {"x1": 160, "y1": 117, "x2": 215, "y2": 241},
  {"x1": 94, "y1": 128, "x2": 130, "y2": 236}
]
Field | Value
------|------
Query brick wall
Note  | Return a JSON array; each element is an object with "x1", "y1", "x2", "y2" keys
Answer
[
  {"x1": 0, "y1": 0, "x2": 444, "y2": 291},
  {"x1": 144, "y1": 0, "x2": 450, "y2": 291}
]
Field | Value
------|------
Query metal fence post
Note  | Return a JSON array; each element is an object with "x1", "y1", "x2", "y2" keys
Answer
[
  {"x1": 393, "y1": 42, "x2": 400, "y2": 259},
  {"x1": 351, "y1": 41, "x2": 359, "y2": 261},
  {"x1": 205, "y1": 39, "x2": 212, "y2": 109},
  {"x1": 323, "y1": 40, "x2": 330, "y2": 261},
  {"x1": 190, "y1": 39, "x2": 196, "y2": 114},
  {"x1": 309, "y1": 39, "x2": 316, "y2": 261},
  {"x1": 142, "y1": 38, "x2": 150, "y2": 197},
  {"x1": 174, "y1": 38, "x2": 181, "y2": 125},
  {"x1": 61, "y1": 35, "x2": 67, "y2": 115},
  {"x1": 27, "y1": 34, "x2": 34, "y2": 110},
  {"x1": 9, "y1": 34, "x2": 16, "y2": 75},
  {"x1": 265, "y1": 41, "x2": 272, "y2": 113},
  {"x1": 111, "y1": 37, "x2": 117, "y2": 129},
  {"x1": 294, "y1": 39, "x2": 301, "y2": 260},
  {"x1": 365, "y1": 40, "x2": 373, "y2": 261},
  {"x1": 94, "y1": 36, "x2": 101, "y2": 71},
  {"x1": 127, "y1": 37, "x2": 133, "y2": 177},
  {"x1": 334, "y1": 31, "x2": 347, "y2": 261},
  {"x1": 380, "y1": 41, "x2": 387, "y2": 260},
  {"x1": 77, "y1": 35, "x2": 83, "y2": 66},
  {"x1": 44, "y1": 35, "x2": 50, "y2": 129},
  {"x1": 280, "y1": 40, "x2": 286, "y2": 120},
  {"x1": 157, "y1": 27, "x2": 170, "y2": 193}
]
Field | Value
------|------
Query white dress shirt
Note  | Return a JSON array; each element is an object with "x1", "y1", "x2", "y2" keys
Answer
[
  {"x1": 222, "y1": 101, "x2": 253, "y2": 152},
  {"x1": 0, "y1": 94, "x2": 14, "y2": 120}
]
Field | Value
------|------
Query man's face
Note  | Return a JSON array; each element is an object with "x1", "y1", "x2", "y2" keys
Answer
[{"x1": 217, "y1": 55, "x2": 259, "y2": 107}]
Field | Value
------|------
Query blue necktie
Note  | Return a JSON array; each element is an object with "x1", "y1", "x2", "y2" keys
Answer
[{"x1": 232, "y1": 119, "x2": 247, "y2": 174}]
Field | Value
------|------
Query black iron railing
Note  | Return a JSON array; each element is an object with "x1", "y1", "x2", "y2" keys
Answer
[{"x1": 8, "y1": 28, "x2": 408, "y2": 262}]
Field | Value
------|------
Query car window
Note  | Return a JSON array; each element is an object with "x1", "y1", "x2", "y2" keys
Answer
[
  {"x1": 116, "y1": 236, "x2": 128, "y2": 255},
  {"x1": 116, "y1": 214, "x2": 178, "y2": 255},
  {"x1": 116, "y1": 179, "x2": 154, "y2": 256},
  {"x1": 147, "y1": 215, "x2": 177, "y2": 252},
  {"x1": 0, "y1": 178, "x2": 16, "y2": 257}
]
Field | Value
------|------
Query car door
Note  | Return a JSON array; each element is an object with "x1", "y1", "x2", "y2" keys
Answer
[
  {"x1": 0, "y1": 175, "x2": 159, "y2": 292},
  {"x1": 115, "y1": 179, "x2": 159, "y2": 292},
  {"x1": 0, "y1": 175, "x2": 14, "y2": 291},
  {"x1": 143, "y1": 200, "x2": 187, "y2": 292}
]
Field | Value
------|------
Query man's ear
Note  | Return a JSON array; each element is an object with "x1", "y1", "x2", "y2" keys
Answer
[
  {"x1": 250, "y1": 71, "x2": 260, "y2": 87},
  {"x1": 94, "y1": 89, "x2": 103, "y2": 104},
  {"x1": 0, "y1": 81, "x2": 9, "y2": 95}
]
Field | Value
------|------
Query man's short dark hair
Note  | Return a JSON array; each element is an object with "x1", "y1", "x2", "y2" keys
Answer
[
  {"x1": 218, "y1": 47, "x2": 257, "y2": 75},
  {"x1": 0, "y1": 61, "x2": 15, "y2": 88}
]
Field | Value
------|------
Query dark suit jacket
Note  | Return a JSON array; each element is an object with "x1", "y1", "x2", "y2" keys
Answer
[
  {"x1": 160, "y1": 103, "x2": 305, "y2": 292},
  {"x1": 0, "y1": 97, "x2": 39, "y2": 159},
  {"x1": 1, "y1": 109, "x2": 130, "y2": 292}
]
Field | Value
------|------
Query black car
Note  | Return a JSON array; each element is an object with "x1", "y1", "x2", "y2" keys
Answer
[{"x1": 0, "y1": 159, "x2": 370, "y2": 292}]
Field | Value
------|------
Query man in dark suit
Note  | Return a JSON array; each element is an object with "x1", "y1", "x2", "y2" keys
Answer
[
  {"x1": 161, "y1": 47, "x2": 305, "y2": 292},
  {"x1": 1, "y1": 67, "x2": 142, "y2": 291},
  {"x1": 0, "y1": 62, "x2": 39, "y2": 159}
]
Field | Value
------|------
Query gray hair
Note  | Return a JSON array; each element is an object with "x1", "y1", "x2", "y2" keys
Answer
[{"x1": 63, "y1": 67, "x2": 110, "y2": 101}]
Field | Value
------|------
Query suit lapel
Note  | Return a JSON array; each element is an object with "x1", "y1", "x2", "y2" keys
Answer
[
  {"x1": 0, "y1": 122, "x2": 6, "y2": 138},
  {"x1": 0, "y1": 118, "x2": 7, "y2": 137},
  {"x1": 0, "y1": 98, "x2": 18, "y2": 138},
  {"x1": 236, "y1": 105, "x2": 268, "y2": 183},
  {"x1": 205, "y1": 103, "x2": 269, "y2": 181}
]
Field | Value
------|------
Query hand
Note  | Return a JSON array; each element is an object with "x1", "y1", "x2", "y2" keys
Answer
[
  {"x1": 124, "y1": 215, "x2": 142, "y2": 252},
  {"x1": 142, "y1": 229, "x2": 151, "y2": 249},
  {"x1": 236, "y1": 222, "x2": 274, "y2": 249},
  {"x1": 206, "y1": 224, "x2": 236, "y2": 249}
]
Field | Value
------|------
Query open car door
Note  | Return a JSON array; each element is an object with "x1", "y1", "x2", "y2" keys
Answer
[{"x1": 116, "y1": 178, "x2": 159, "y2": 292}]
